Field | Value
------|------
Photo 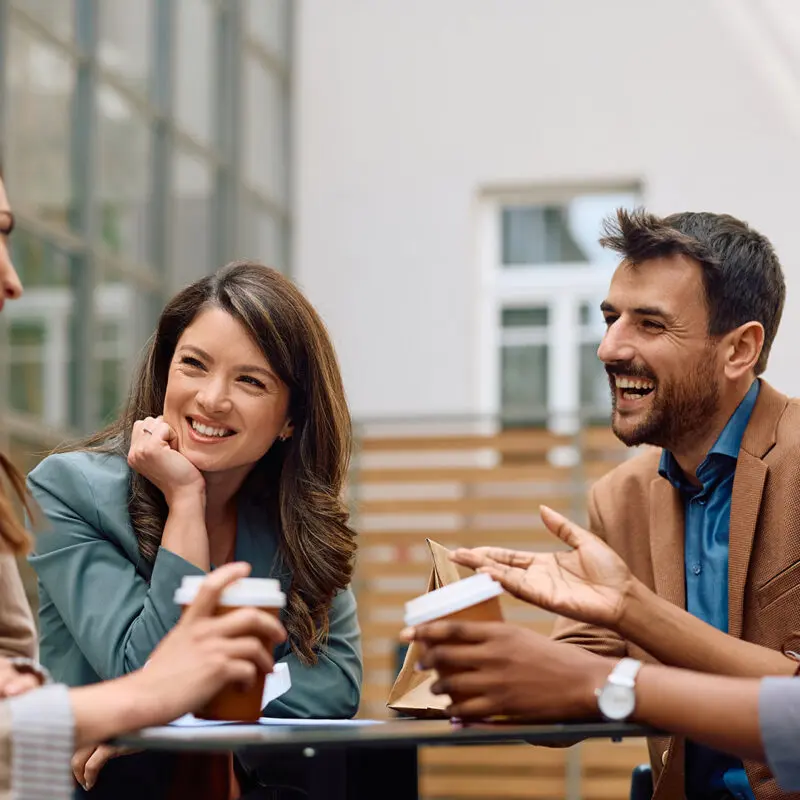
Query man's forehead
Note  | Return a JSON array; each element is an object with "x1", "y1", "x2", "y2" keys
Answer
[
  {"x1": 0, "y1": 177, "x2": 8, "y2": 210},
  {"x1": 603, "y1": 256, "x2": 707, "y2": 314}
]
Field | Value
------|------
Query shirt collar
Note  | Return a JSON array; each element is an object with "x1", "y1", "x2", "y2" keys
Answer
[{"x1": 658, "y1": 379, "x2": 760, "y2": 490}]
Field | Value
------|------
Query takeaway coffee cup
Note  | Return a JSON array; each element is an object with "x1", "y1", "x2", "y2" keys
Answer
[
  {"x1": 174, "y1": 575, "x2": 286, "y2": 721},
  {"x1": 404, "y1": 573, "x2": 504, "y2": 629},
  {"x1": 404, "y1": 573, "x2": 506, "y2": 713}
]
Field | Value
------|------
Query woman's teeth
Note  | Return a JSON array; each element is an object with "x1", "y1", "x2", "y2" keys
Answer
[{"x1": 190, "y1": 419, "x2": 232, "y2": 437}]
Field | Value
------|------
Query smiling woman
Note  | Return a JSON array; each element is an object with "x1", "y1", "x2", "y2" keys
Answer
[{"x1": 25, "y1": 262, "x2": 362, "y2": 798}]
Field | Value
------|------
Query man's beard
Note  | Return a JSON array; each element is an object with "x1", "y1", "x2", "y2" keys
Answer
[{"x1": 609, "y1": 350, "x2": 720, "y2": 451}]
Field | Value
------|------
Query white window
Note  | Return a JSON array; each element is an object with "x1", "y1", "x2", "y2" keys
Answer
[{"x1": 479, "y1": 186, "x2": 640, "y2": 433}]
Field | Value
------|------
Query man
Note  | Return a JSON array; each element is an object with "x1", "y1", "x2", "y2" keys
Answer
[{"x1": 436, "y1": 209, "x2": 798, "y2": 800}]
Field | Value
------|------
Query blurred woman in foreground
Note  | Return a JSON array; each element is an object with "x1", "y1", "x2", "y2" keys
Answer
[{"x1": 0, "y1": 171, "x2": 286, "y2": 799}]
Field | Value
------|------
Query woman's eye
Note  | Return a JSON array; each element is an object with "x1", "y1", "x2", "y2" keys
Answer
[
  {"x1": 239, "y1": 375, "x2": 266, "y2": 389},
  {"x1": 180, "y1": 356, "x2": 205, "y2": 369}
]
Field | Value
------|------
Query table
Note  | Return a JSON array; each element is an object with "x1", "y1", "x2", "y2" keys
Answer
[{"x1": 118, "y1": 718, "x2": 654, "y2": 799}]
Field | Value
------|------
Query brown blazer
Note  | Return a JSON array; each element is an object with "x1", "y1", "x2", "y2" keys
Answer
[
  {"x1": 553, "y1": 380, "x2": 800, "y2": 800},
  {"x1": 0, "y1": 553, "x2": 35, "y2": 660}
]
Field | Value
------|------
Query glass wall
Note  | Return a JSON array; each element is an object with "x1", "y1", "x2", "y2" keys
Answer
[{"x1": 0, "y1": 0, "x2": 292, "y2": 464}]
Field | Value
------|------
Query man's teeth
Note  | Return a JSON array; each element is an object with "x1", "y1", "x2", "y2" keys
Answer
[
  {"x1": 190, "y1": 419, "x2": 232, "y2": 438},
  {"x1": 614, "y1": 376, "x2": 655, "y2": 391}
]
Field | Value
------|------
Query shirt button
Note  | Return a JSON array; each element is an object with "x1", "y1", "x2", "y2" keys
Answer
[
  {"x1": 661, "y1": 749, "x2": 669, "y2": 766},
  {"x1": 691, "y1": 562, "x2": 702, "y2": 575},
  {"x1": 697, "y1": 498, "x2": 707, "y2": 505}
]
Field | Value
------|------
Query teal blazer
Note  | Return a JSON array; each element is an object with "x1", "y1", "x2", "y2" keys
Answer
[{"x1": 27, "y1": 451, "x2": 362, "y2": 719}]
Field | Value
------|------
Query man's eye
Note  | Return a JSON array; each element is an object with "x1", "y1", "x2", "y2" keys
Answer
[
  {"x1": 603, "y1": 316, "x2": 618, "y2": 327},
  {"x1": 642, "y1": 320, "x2": 663, "y2": 330}
]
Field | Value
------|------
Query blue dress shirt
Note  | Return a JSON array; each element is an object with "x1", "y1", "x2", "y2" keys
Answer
[{"x1": 658, "y1": 379, "x2": 760, "y2": 800}]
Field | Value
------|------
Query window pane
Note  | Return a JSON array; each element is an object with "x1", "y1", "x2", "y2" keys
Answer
[
  {"x1": 171, "y1": 151, "x2": 213, "y2": 290},
  {"x1": 244, "y1": 0, "x2": 289, "y2": 61},
  {"x1": 580, "y1": 342, "x2": 611, "y2": 422},
  {"x1": 579, "y1": 302, "x2": 597, "y2": 326},
  {"x1": 501, "y1": 344, "x2": 548, "y2": 427},
  {"x1": 501, "y1": 192, "x2": 638, "y2": 266},
  {"x1": 501, "y1": 206, "x2": 586, "y2": 265},
  {"x1": 94, "y1": 275, "x2": 159, "y2": 424},
  {"x1": 8, "y1": 319, "x2": 46, "y2": 417},
  {"x1": 242, "y1": 57, "x2": 287, "y2": 202},
  {"x1": 96, "y1": 84, "x2": 152, "y2": 264},
  {"x1": 501, "y1": 307, "x2": 549, "y2": 328},
  {"x1": 175, "y1": 0, "x2": 214, "y2": 143},
  {"x1": 239, "y1": 198, "x2": 285, "y2": 271},
  {"x1": 4, "y1": 235, "x2": 78, "y2": 428},
  {"x1": 4, "y1": 27, "x2": 74, "y2": 227},
  {"x1": 98, "y1": 0, "x2": 153, "y2": 93},
  {"x1": 11, "y1": 0, "x2": 74, "y2": 40}
]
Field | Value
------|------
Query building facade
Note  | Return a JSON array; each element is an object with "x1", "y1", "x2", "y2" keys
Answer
[
  {"x1": 294, "y1": 0, "x2": 800, "y2": 425},
  {"x1": 0, "y1": 0, "x2": 292, "y2": 469}
]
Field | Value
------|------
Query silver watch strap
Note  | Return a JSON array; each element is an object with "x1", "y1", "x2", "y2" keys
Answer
[{"x1": 609, "y1": 657, "x2": 643, "y2": 687}]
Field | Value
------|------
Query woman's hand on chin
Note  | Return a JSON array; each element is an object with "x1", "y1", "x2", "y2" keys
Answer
[{"x1": 128, "y1": 415, "x2": 205, "y2": 506}]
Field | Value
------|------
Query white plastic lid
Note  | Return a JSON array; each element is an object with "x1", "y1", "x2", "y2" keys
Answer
[
  {"x1": 174, "y1": 576, "x2": 286, "y2": 608},
  {"x1": 404, "y1": 573, "x2": 503, "y2": 627}
]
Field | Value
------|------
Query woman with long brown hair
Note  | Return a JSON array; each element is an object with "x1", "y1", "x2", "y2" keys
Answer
[{"x1": 27, "y1": 261, "x2": 362, "y2": 795}]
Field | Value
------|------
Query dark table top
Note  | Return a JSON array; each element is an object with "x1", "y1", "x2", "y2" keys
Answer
[{"x1": 116, "y1": 717, "x2": 654, "y2": 754}]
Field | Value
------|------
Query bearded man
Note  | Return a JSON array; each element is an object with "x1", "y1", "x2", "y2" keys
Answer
[{"x1": 547, "y1": 208, "x2": 798, "y2": 800}]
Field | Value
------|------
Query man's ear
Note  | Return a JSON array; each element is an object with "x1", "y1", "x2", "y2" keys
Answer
[{"x1": 723, "y1": 322, "x2": 764, "y2": 381}]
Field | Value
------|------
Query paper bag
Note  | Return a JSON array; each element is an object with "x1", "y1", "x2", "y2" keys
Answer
[{"x1": 386, "y1": 538, "x2": 463, "y2": 718}]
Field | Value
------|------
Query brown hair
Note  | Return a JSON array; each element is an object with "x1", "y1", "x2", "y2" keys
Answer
[
  {"x1": 0, "y1": 455, "x2": 33, "y2": 555},
  {"x1": 64, "y1": 262, "x2": 356, "y2": 664},
  {"x1": 600, "y1": 208, "x2": 785, "y2": 374}
]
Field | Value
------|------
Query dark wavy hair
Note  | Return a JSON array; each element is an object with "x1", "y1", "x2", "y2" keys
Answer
[
  {"x1": 65, "y1": 262, "x2": 356, "y2": 664},
  {"x1": 600, "y1": 208, "x2": 785, "y2": 374}
]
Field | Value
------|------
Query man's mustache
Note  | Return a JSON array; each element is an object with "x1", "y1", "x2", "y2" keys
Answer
[{"x1": 605, "y1": 362, "x2": 657, "y2": 382}]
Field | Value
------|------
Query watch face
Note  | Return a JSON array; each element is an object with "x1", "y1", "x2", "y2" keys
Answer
[{"x1": 598, "y1": 683, "x2": 635, "y2": 720}]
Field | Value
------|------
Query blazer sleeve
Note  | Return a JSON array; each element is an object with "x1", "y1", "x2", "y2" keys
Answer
[
  {"x1": 0, "y1": 554, "x2": 36, "y2": 660},
  {"x1": 27, "y1": 455, "x2": 205, "y2": 680},
  {"x1": 265, "y1": 586, "x2": 363, "y2": 719},
  {"x1": 550, "y1": 482, "x2": 629, "y2": 657}
]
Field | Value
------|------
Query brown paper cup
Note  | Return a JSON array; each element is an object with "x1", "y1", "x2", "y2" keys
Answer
[
  {"x1": 404, "y1": 574, "x2": 505, "y2": 703},
  {"x1": 174, "y1": 576, "x2": 286, "y2": 722}
]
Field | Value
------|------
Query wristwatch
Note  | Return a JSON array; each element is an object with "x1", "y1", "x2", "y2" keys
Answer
[{"x1": 596, "y1": 658, "x2": 642, "y2": 721}]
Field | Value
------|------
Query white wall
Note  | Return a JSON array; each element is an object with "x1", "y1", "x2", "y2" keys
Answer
[{"x1": 293, "y1": 0, "x2": 800, "y2": 420}]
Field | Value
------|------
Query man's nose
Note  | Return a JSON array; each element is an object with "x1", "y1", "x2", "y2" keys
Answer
[{"x1": 596, "y1": 321, "x2": 636, "y2": 365}]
